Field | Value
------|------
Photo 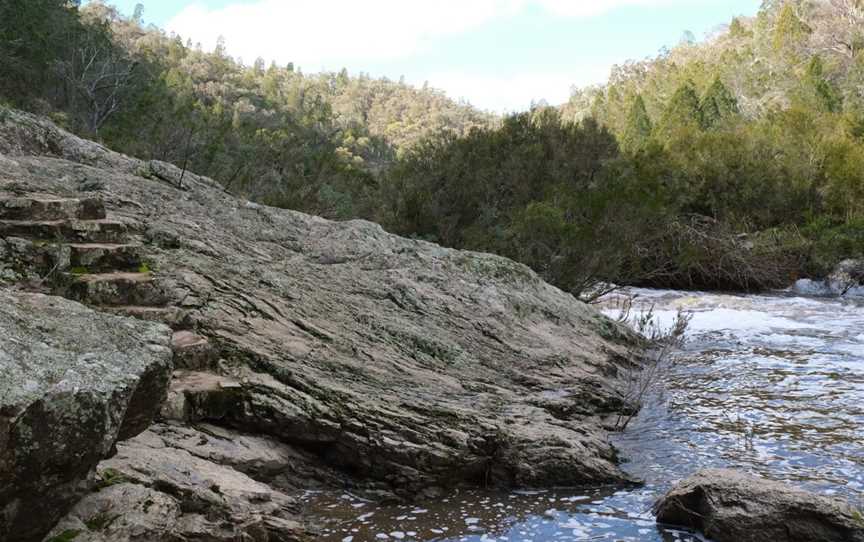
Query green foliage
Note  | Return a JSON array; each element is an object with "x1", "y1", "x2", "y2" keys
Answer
[
  {"x1": 621, "y1": 95, "x2": 653, "y2": 150},
  {"x1": 559, "y1": 1, "x2": 864, "y2": 286},
  {"x1": 728, "y1": 17, "x2": 751, "y2": 39},
  {"x1": 5, "y1": 0, "x2": 864, "y2": 293},
  {"x1": 46, "y1": 531, "x2": 81, "y2": 542},
  {"x1": 0, "y1": 0, "x2": 80, "y2": 106},
  {"x1": 95, "y1": 467, "x2": 128, "y2": 489},
  {"x1": 84, "y1": 512, "x2": 119, "y2": 531},
  {"x1": 382, "y1": 108, "x2": 679, "y2": 298},
  {"x1": 802, "y1": 215, "x2": 864, "y2": 274},
  {"x1": 772, "y1": 3, "x2": 811, "y2": 56},
  {"x1": 0, "y1": 1, "x2": 491, "y2": 221},
  {"x1": 659, "y1": 80, "x2": 703, "y2": 135},
  {"x1": 805, "y1": 56, "x2": 842, "y2": 113},
  {"x1": 699, "y1": 78, "x2": 739, "y2": 128}
]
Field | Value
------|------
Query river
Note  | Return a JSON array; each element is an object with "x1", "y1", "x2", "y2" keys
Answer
[{"x1": 305, "y1": 288, "x2": 864, "y2": 541}]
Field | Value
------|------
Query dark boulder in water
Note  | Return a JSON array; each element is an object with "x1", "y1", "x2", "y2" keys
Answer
[{"x1": 654, "y1": 469, "x2": 864, "y2": 542}]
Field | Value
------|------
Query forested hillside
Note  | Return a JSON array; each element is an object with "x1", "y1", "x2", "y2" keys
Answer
[
  {"x1": 3, "y1": 0, "x2": 863, "y2": 298},
  {"x1": 558, "y1": 0, "x2": 864, "y2": 276},
  {"x1": 0, "y1": 0, "x2": 492, "y2": 218}
]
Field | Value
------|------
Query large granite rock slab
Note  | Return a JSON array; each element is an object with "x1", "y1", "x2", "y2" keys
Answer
[
  {"x1": 0, "y1": 110, "x2": 641, "y2": 504},
  {"x1": 0, "y1": 290, "x2": 173, "y2": 542},
  {"x1": 653, "y1": 469, "x2": 864, "y2": 542}
]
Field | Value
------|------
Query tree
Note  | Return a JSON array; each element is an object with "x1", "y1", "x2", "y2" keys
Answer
[
  {"x1": 804, "y1": 56, "x2": 842, "y2": 112},
  {"x1": 621, "y1": 94, "x2": 653, "y2": 150},
  {"x1": 56, "y1": 19, "x2": 138, "y2": 135},
  {"x1": 728, "y1": 17, "x2": 751, "y2": 39},
  {"x1": 772, "y1": 2, "x2": 811, "y2": 57},
  {"x1": 700, "y1": 78, "x2": 739, "y2": 128},
  {"x1": 659, "y1": 80, "x2": 703, "y2": 135},
  {"x1": 0, "y1": 0, "x2": 81, "y2": 104}
]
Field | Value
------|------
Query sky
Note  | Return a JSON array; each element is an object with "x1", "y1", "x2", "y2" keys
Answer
[{"x1": 97, "y1": 0, "x2": 762, "y2": 112}]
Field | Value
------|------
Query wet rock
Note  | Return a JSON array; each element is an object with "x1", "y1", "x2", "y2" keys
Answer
[
  {"x1": 794, "y1": 259, "x2": 864, "y2": 297},
  {"x1": 653, "y1": 469, "x2": 864, "y2": 542},
  {"x1": 828, "y1": 259, "x2": 864, "y2": 295},
  {"x1": 0, "y1": 290, "x2": 173, "y2": 542}
]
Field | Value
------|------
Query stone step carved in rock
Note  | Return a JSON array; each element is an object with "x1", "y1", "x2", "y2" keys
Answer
[
  {"x1": 69, "y1": 243, "x2": 143, "y2": 272},
  {"x1": 0, "y1": 195, "x2": 105, "y2": 221},
  {"x1": 0, "y1": 218, "x2": 129, "y2": 243},
  {"x1": 63, "y1": 272, "x2": 167, "y2": 307},
  {"x1": 161, "y1": 370, "x2": 244, "y2": 422},
  {"x1": 172, "y1": 331, "x2": 219, "y2": 370},
  {"x1": 101, "y1": 305, "x2": 190, "y2": 329}
]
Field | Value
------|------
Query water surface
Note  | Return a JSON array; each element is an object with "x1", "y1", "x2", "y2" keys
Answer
[{"x1": 306, "y1": 289, "x2": 864, "y2": 541}]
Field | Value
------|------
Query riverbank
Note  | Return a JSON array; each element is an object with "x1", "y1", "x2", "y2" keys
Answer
[{"x1": 294, "y1": 287, "x2": 864, "y2": 540}]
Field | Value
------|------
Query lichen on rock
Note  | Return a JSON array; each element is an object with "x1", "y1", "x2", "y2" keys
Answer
[
  {"x1": 0, "y1": 109, "x2": 644, "y2": 540},
  {"x1": 0, "y1": 290, "x2": 173, "y2": 542}
]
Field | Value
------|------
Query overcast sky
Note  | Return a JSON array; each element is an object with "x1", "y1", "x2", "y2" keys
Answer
[{"x1": 98, "y1": 0, "x2": 761, "y2": 112}]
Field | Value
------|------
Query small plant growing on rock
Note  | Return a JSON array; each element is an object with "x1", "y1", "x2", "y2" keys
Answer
[
  {"x1": 47, "y1": 530, "x2": 80, "y2": 542},
  {"x1": 84, "y1": 511, "x2": 119, "y2": 532},
  {"x1": 94, "y1": 467, "x2": 128, "y2": 489}
]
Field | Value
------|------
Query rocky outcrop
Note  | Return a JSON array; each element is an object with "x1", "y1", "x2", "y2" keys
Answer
[
  {"x1": 793, "y1": 259, "x2": 864, "y2": 297},
  {"x1": 0, "y1": 110, "x2": 641, "y2": 538},
  {"x1": 653, "y1": 469, "x2": 864, "y2": 542},
  {"x1": 828, "y1": 258, "x2": 864, "y2": 295},
  {"x1": 45, "y1": 425, "x2": 306, "y2": 542},
  {"x1": 0, "y1": 290, "x2": 173, "y2": 542}
]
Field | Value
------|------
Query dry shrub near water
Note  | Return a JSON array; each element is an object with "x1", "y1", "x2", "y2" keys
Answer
[
  {"x1": 610, "y1": 294, "x2": 693, "y2": 431},
  {"x1": 636, "y1": 215, "x2": 808, "y2": 292}
]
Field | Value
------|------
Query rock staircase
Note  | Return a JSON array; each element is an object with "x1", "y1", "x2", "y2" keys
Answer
[
  {"x1": 0, "y1": 193, "x2": 163, "y2": 309},
  {"x1": 1, "y1": 193, "x2": 223, "y2": 423}
]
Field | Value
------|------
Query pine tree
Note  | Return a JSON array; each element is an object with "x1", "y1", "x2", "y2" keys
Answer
[
  {"x1": 772, "y1": 3, "x2": 811, "y2": 56},
  {"x1": 660, "y1": 80, "x2": 703, "y2": 134},
  {"x1": 806, "y1": 56, "x2": 842, "y2": 113},
  {"x1": 700, "y1": 78, "x2": 739, "y2": 128},
  {"x1": 622, "y1": 95, "x2": 653, "y2": 150},
  {"x1": 728, "y1": 17, "x2": 750, "y2": 39}
]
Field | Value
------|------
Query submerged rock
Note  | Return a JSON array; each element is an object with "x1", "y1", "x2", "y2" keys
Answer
[
  {"x1": 0, "y1": 290, "x2": 172, "y2": 542},
  {"x1": 653, "y1": 469, "x2": 864, "y2": 542}
]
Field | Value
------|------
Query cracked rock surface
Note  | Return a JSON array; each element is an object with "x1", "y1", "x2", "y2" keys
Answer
[
  {"x1": 0, "y1": 110, "x2": 642, "y2": 540},
  {"x1": 0, "y1": 290, "x2": 173, "y2": 542}
]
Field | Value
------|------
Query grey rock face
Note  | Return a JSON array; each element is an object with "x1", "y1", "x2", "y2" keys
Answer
[
  {"x1": 653, "y1": 469, "x2": 864, "y2": 542},
  {"x1": 0, "y1": 109, "x2": 642, "y2": 538},
  {"x1": 0, "y1": 290, "x2": 173, "y2": 542},
  {"x1": 45, "y1": 427, "x2": 305, "y2": 542}
]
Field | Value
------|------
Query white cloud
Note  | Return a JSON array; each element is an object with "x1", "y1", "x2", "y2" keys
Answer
[
  {"x1": 422, "y1": 67, "x2": 610, "y2": 113},
  {"x1": 167, "y1": 0, "x2": 518, "y2": 67},
  {"x1": 164, "y1": 0, "x2": 706, "y2": 110},
  {"x1": 166, "y1": 0, "x2": 699, "y2": 66}
]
